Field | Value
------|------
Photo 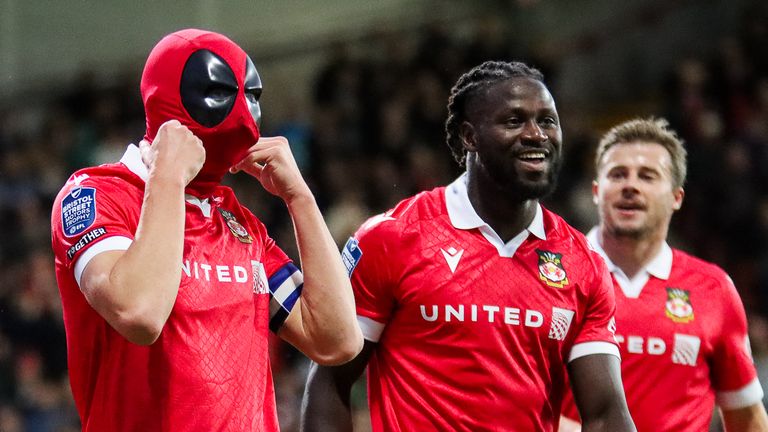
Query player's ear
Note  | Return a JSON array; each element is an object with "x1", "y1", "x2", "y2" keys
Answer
[
  {"x1": 459, "y1": 121, "x2": 478, "y2": 152},
  {"x1": 672, "y1": 187, "x2": 684, "y2": 210},
  {"x1": 592, "y1": 180, "x2": 599, "y2": 205}
]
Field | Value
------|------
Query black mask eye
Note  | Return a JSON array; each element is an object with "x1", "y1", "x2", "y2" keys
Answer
[
  {"x1": 181, "y1": 49, "x2": 238, "y2": 127},
  {"x1": 244, "y1": 55, "x2": 262, "y2": 126}
]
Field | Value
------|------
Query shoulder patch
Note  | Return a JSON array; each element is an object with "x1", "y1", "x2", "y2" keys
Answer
[
  {"x1": 341, "y1": 237, "x2": 363, "y2": 277},
  {"x1": 62, "y1": 186, "x2": 97, "y2": 237}
]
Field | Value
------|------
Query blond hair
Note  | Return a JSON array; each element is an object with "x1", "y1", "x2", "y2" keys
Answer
[{"x1": 595, "y1": 117, "x2": 687, "y2": 188}]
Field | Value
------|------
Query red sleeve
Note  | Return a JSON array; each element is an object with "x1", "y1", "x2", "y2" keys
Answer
[
  {"x1": 51, "y1": 175, "x2": 141, "y2": 285},
  {"x1": 559, "y1": 251, "x2": 618, "y2": 421},
  {"x1": 259, "y1": 228, "x2": 293, "y2": 279},
  {"x1": 569, "y1": 251, "x2": 620, "y2": 361},
  {"x1": 711, "y1": 274, "x2": 763, "y2": 408},
  {"x1": 342, "y1": 214, "x2": 399, "y2": 342}
]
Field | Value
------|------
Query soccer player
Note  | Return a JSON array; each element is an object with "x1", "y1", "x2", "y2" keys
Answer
[
  {"x1": 301, "y1": 61, "x2": 636, "y2": 431},
  {"x1": 50, "y1": 29, "x2": 362, "y2": 431},
  {"x1": 560, "y1": 118, "x2": 768, "y2": 431}
]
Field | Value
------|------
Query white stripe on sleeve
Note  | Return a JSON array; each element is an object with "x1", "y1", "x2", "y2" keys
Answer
[
  {"x1": 73, "y1": 236, "x2": 133, "y2": 287},
  {"x1": 717, "y1": 377, "x2": 765, "y2": 409},
  {"x1": 357, "y1": 316, "x2": 386, "y2": 342},
  {"x1": 568, "y1": 341, "x2": 621, "y2": 362}
]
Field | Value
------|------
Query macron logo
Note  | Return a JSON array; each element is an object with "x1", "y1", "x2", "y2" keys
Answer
[
  {"x1": 67, "y1": 173, "x2": 90, "y2": 186},
  {"x1": 441, "y1": 247, "x2": 464, "y2": 273}
]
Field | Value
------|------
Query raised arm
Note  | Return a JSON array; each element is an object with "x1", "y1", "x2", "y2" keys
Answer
[
  {"x1": 230, "y1": 136, "x2": 363, "y2": 365},
  {"x1": 568, "y1": 354, "x2": 636, "y2": 432},
  {"x1": 301, "y1": 340, "x2": 376, "y2": 431},
  {"x1": 79, "y1": 120, "x2": 205, "y2": 345}
]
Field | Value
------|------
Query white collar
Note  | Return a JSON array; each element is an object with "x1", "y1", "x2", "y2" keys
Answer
[
  {"x1": 119, "y1": 144, "x2": 212, "y2": 217},
  {"x1": 586, "y1": 227, "x2": 673, "y2": 298},
  {"x1": 120, "y1": 144, "x2": 149, "y2": 182},
  {"x1": 444, "y1": 173, "x2": 545, "y2": 257}
]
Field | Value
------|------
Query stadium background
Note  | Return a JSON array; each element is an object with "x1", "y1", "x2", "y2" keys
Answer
[{"x1": 0, "y1": 0, "x2": 767, "y2": 430}]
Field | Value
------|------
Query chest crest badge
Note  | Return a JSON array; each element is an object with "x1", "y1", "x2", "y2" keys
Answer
[
  {"x1": 536, "y1": 249, "x2": 569, "y2": 288},
  {"x1": 665, "y1": 287, "x2": 694, "y2": 323},
  {"x1": 218, "y1": 208, "x2": 253, "y2": 244}
]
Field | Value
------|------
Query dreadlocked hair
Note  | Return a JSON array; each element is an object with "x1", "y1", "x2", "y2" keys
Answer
[{"x1": 445, "y1": 60, "x2": 545, "y2": 166}]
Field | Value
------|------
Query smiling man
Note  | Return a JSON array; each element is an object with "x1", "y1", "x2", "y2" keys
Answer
[
  {"x1": 302, "y1": 61, "x2": 635, "y2": 432},
  {"x1": 560, "y1": 118, "x2": 768, "y2": 432}
]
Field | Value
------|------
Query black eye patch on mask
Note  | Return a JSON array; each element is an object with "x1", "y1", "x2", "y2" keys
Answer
[
  {"x1": 244, "y1": 55, "x2": 262, "y2": 126},
  {"x1": 180, "y1": 49, "x2": 238, "y2": 128}
]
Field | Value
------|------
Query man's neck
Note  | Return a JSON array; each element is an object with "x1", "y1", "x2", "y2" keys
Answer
[
  {"x1": 466, "y1": 171, "x2": 538, "y2": 243},
  {"x1": 598, "y1": 227, "x2": 666, "y2": 279}
]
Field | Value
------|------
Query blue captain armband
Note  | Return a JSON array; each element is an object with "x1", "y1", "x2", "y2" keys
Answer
[{"x1": 268, "y1": 263, "x2": 304, "y2": 333}]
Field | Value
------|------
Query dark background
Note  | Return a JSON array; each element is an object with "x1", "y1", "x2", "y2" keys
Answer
[{"x1": 0, "y1": 1, "x2": 766, "y2": 430}]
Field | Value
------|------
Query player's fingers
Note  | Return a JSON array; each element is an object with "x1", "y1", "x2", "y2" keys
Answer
[
  {"x1": 238, "y1": 146, "x2": 282, "y2": 168},
  {"x1": 231, "y1": 155, "x2": 266, "y2": 176},
  {"x1": 241, "y1": 162, "x2": 265, "y2": 180},
  {"x1": 250, "y1": 136, "x2": 288, "y2": 151},
  {"x1": 161, "y1": 119, "x2": 182, "y2": 129}
]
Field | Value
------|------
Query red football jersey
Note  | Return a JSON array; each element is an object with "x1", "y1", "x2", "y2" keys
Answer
[
  {"x1": 562, "y1": 228, "x2": 763, "y2": 432},
  {"x1": 342, "y1": 175, "x2": 619, "y2": 432},
  {"x1": 51, "y1": 145, "x2": 303, "y2": 432}
]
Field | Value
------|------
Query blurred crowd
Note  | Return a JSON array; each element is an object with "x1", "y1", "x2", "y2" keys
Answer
[{"x1": 1, "y1": 3, "x2": 767, "y2": 431}]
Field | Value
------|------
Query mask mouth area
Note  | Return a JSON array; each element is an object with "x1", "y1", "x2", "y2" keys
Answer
[{"x1": 180, "y1": 49, "x2": 238, "y2": 128}]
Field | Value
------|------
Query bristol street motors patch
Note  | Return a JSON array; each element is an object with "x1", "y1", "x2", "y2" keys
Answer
[
  {"x1": 536, "y1": 249, "x2": 569, "y2": 288},
  {"x1": 218, "y1": 208, "x2": 253, "y2": 243},
  {"x1": 341, "y1": 237, "x2": 362, "y2": 277},
  {"x1": 62, "y1": 186, "x2": 97, "y2": 237},
  {"x1": 665, "y1": 287, "x2": 694, "y2": 323}
]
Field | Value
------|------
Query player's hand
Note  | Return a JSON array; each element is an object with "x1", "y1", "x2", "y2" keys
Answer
[
  {"x1": 141, "y1": 120, "x2": 205, "y2": 186},
  {"x1": 230, "y1": 136, "x2": 311, "y2": 203}
]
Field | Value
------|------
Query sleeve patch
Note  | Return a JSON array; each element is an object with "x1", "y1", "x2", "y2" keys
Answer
[
  {"x1": 67, "y1": 227, "x2": 108, "y2": 260},
  {"x1": 62, "y1": 186, "x2": 97, "y2": 237},
  {"x1": 341, "y1": 237, "x2": 363, "y2": 277}
]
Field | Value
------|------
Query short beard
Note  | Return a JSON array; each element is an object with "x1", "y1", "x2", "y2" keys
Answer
[
  {"x1": 499, "y1": 156, "x2": 561, "y2": 202},
  {"x1": 607, "y1": 224, "x2": 651, "y2": 240}
]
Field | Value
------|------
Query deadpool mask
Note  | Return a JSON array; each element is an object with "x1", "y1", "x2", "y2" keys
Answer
[{"x1": 141, "y1": 29, "x2": 262, "y2": 193}]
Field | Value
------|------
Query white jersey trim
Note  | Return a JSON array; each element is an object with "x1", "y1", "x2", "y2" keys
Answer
[
  {"x1": 73, "y1": 236, "x2": 133, "y2": 287},
  {"x1": 357, "y1": 315, "x2": 386, "y2": 342},
  {"x1": 716, "y1": 377, "x2": 765, "y2": 409},
  {"x1": 568, "y1": 341, "x2": 621, "y2": 362},
  {"x1": 121, "y1": 144, "x2": 210, "y2": 209},
  {"x1": 445, "y1": 173, "x2": 545, "y2": 258},
  {"x1": 586, "y1": 227, "x2": 672, "y2": 298},
  {"x1": 120, "y1": 144, "x2": 149, "y2": 182}
]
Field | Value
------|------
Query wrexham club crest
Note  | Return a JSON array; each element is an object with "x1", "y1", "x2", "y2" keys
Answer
[
  {"x1": 218, "y1": 208, "x2": 253, "y2": 244},
  {"x1": 536, "y1": 249, "x2": 569, "y2": 288},
  {"x1": 665, "y1": 287, "x2": 694, "y2": 323}
]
